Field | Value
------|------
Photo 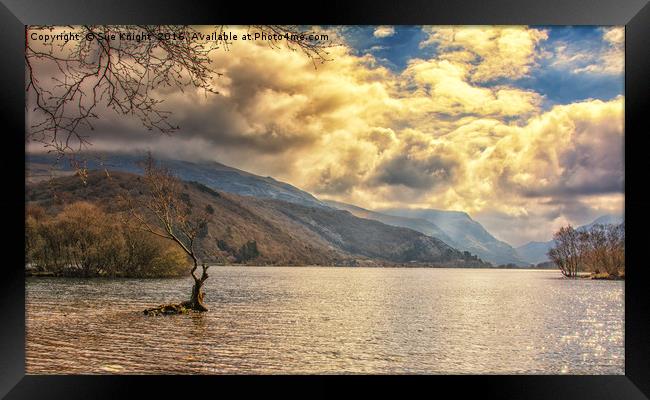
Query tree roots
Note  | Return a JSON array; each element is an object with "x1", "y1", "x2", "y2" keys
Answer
[{"x1": 143, "y1": 303, "x2": 190, "y2": 316}]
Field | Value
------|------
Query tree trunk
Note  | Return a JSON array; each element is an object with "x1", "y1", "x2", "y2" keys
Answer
[
  {"x1": 182, "y1": 278, "x2": 208, "y2": 312},
  {"x1": 144, "y1": 263, "x2": 210, "y2": 315},
  {"x1": 181, "y1": 263, "x2": 209, "y2": 312}
]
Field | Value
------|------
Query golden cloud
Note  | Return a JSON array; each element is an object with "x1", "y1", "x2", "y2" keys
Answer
[
  {"x1": 373, "y1": 26, "x2": 396, "y2": 38},
  {"x1": 420, "y1": 26, "x2": 549, "y2": 82}
]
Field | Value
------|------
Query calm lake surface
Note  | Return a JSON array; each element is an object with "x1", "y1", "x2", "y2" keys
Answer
[{"x1": 26, "y1": 267, "x2": 624, "y2": 374}]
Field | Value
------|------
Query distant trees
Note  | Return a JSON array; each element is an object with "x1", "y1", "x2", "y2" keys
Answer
[
  {"x1": 120, "y1": 228, "x2": 189, "y2": 278},
  {"x1": 236, "y1": 240, "x2": 260, "y2": 263},
  {"x1": 581, "y1": 223, "x2": 625, "y2": 277},
  {"x1": 547, "y1": 223, "x2": 625, "y2": 278},
  {"x1": 25, "y1": 202, "x2": 189, "y2": 277}
]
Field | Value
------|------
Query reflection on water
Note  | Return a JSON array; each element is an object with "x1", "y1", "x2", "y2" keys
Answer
[{"x1": 26, "y1": 267, "x2": 624, "y2": 374}]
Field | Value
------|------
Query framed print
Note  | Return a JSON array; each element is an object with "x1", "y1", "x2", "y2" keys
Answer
[{"x1": 1, "y1": 0, "x2": 649, "y2": 398}]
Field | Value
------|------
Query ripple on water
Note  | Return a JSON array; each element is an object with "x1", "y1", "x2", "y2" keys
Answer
[{"x1": 26, "y1": 268, "x2": 624, "y2": 374}]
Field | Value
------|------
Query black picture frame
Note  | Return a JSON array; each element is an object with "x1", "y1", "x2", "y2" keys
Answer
[{"x1": 1, "y1": 0, "x2": 648, "y2": 398}]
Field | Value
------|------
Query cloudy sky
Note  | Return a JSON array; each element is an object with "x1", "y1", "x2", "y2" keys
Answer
[{"x1": 29, "y1": 25, "x2": 625, "y2": 246}]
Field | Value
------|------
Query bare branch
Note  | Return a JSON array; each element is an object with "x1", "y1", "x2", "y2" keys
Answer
[{"x1": 26, "y1": 25, "x2": 334, "y2": 160}]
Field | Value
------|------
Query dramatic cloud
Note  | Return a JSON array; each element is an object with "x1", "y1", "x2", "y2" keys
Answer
[
  {"x1": 402, "y1": 58, "x2": 543, "y2": 118},
  {"x1": 373, "y1": 26, "x2": 396, "y2": 38},
  {"x1": 26, "y1": 25, "x2": 624, "y2": 245},
  {"x1": 419, "y1": 26, "x2": 548, "y2": 82}
]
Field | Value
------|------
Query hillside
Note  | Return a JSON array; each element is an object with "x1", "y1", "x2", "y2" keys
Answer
[
  {"x1": 274, "y1": 200, "x2": 470, "y2": 264},
  {"x1": 26, "y1": 171, "x2": 488, "y2": 267},
  {"x1": 27, "y1": 152, "x2": 327, "y2": 208},
  {"x1": 324, "y1": 200, "x2": 524, "y2": 266},
  {"x1": 323, "y1": 200, "x2": 455, "y2": 245},
  {"x1": 515, "y1": 241, "x2": 553, "y2": 265},
  {"x1": 377, "y1": 208, "x2": 526, "y2": 266}
]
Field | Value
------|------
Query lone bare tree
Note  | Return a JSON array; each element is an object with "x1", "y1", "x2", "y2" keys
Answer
[
  {"x1": 548, "y1": 225, "x2": 583, "y2": 278},
  {"x1": 26, "y1": 25, "x2": 332, "y2": 158},
  {"x1": 124, "y1": 153, "x2": 222, "y2": 313}
]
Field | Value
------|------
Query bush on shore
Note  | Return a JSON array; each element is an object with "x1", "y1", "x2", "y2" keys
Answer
[{"x1": 26, "y1": 202, "x2": 189, "y2": 277}]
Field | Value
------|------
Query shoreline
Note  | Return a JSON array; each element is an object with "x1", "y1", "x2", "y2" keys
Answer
[
  {"x1": 25, "y1": 265, "x2": 623, "y2": 280},
  {"x1": 24, "y1": 265, "x2": 571, "y2": 277}
]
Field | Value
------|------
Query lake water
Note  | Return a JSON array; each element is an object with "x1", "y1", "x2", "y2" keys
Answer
[{"x1": 26, "y1": 267, "x2": 624, "y2": 374}]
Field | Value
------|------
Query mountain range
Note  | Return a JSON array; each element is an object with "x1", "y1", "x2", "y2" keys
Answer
[
  {"x1": 26, "y1": 170, "x2": 487, "y2": 267},
  {"x1": 27, "y1": 152, "x2": 621, "y2": 267}
]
